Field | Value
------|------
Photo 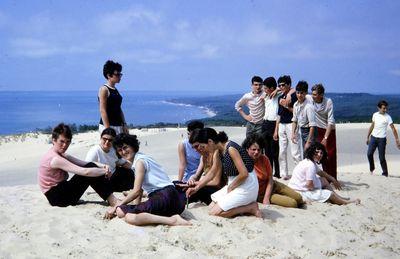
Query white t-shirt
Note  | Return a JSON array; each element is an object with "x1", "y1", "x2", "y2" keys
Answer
[
  {"x1": 133, "y1": 152, "x2": 173, "y2": 195},
  {"x1": 371, "y1": 112, "x2": 393, "y2": 138},
  {"x1": 85, "y1": 145, "x2": 126, "y2": 174},
  {"x1": 288, "y1": 159, "x2": 322, "y2": 191},
  {"x1": 263, "y1": 94, "x2": 280, "y2": 121}
]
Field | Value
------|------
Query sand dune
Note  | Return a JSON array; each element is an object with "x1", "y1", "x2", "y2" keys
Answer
[{"x1": 0, "y1": 124, "x2": 399, "y2": 258}]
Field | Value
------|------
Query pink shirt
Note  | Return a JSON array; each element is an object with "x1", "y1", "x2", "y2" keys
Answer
[{"x1": 38, "y1": 148, "x2": 68, "y2": 193}]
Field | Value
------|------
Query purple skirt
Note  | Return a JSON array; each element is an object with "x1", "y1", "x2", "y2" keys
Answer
[{"x1": 118, "y1": 185, "x2": 186, "y2": 217}]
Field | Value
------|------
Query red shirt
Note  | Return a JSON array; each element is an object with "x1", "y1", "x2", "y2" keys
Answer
[{"x1": 253, "y1": 154, "x2": 272, "y2": 201}]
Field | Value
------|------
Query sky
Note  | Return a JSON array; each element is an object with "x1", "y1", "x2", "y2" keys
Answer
[{"x1": 0, "y1": 0, "x2": 399, "y2": 94}]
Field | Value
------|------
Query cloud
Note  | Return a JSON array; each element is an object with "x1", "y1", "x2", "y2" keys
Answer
[{"x1": 113, "y1": 49, "x2": 177, "y2": 64}]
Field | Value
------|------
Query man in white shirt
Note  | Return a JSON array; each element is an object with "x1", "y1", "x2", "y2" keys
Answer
[
  {"x1": 86, "y1": 128, "x2": 134, "y2": 191},
  {"x1": 366, "y1": 100, "x2": 400, "y2": 177},
  {"x1": 235, "y1": 76, "x2": 265, "y2": 137},
  {"x1": 261, "y1": 77, "x2": 281, "y2": 178},
  {"x1": 292, "y1": 81, "x2": 316, "y2": 157}
]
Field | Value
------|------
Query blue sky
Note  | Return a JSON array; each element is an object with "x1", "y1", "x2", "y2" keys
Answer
[{"x1": 0, "y1": 0, "x2": 399, "y2": 93}]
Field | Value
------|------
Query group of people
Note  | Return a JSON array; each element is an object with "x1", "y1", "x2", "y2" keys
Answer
[{"x1": 38, "y1": 60, "x2": 399, "y2": 227}]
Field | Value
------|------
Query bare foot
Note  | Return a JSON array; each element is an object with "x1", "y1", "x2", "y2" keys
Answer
[
  {"x1": 348, "y1": 198, "x2": 361, "y2": 205},
  {"x1": 171, "y1": 215, "x2": 192, "y2": 226},
  {"x1": 250, "y1": 202, "x2": 263, "y2": 218}
]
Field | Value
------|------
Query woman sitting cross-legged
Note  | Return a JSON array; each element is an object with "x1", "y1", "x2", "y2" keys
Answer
[
  {"x1": 242, "y1": 134, "x2": 303, "y2": 208},
  {"x1": 288, "y1": 142, "x2": 360, "y2": 205},
  {"x1": 180, "y1": 129, "x2": 226, "y2": 205},
  {"x1": 38, "y1": 123, "x2": 119, "y2": 207},
  {"x1": 105, "y1": 133, "x2": 191, "y2": 226},
  {"x1": 186, "y1": 128, "x2": 261, "y2": 218}
]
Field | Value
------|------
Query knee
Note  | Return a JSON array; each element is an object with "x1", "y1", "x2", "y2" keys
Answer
[
  {"x1": 285, "y1": 199, "x2": 298, "y2": 208},
  {"x1": 116, "y1": 207, "x2": 126, "y2": 218},
  {"x1": 124, "y1": 213, "x2": 138, "y2": 224}
]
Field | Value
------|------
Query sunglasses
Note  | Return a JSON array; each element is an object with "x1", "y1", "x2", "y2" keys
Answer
[{"x1": 113, "y1": 72, "x2": 123, "y2": 77}]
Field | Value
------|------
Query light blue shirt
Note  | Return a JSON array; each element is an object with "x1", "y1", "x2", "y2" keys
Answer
[{"x1": 182, "y1": 139, "x2": 201, "y2": 182}]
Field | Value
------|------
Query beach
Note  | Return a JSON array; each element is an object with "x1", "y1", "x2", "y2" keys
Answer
[{"x1": 0, "y1": 124, "x2": 399, "y2": 258}]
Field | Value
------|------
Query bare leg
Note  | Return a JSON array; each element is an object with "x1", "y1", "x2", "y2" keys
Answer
[
  {"x1": 107, "y1": 194, "x2": 120, "y2": 206},
  {"x1": 209, "y1": 202, "x2": 262, "y2": 218},
  {"x1": 124, "y1": 213, "x2": 192, "y2": 226},
  {"x1": 328, "y1": 192, "x2": 360, "y2": 205}
]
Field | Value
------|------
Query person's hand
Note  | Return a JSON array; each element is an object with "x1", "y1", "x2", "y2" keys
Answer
[
  {"x1": 245, "y1": 114, "x2": 253, "y2": 122},
  {"x1": 366, "y1": 138, "x2": 370, "y2": 145},
  {"x1": 396, "y1": 139, "x2": 400, "y2": 149},
  {"x1": 291, "y1": 135, "x2": 298, "y2": 144},
  {"x1": 331, "y1": 179, "x2": 342, "y2": 190},
  {"x1": 104, "y1": 206, "x2": 117, "y2": 220},
  {"x1": 262, "y1": 199, "x2": 271, "y2": 205},
  {"x1": 187, "y1": 176, "x2": 197, "y2": 187},
  {"x1": 103, "y1": 165, "x2": 112, "y2": 179},
  {"x1": 186, "y1": 186, "x2": 198, "y2": 198},
  {"x1": 321, "y1": 138, "x2": 327, "y2": 147},
  {"x1": 273, "y1": 132, "x2": 278, "y2": 141}
]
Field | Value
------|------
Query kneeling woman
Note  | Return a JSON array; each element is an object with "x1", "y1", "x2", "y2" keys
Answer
[
  {"x1": 288, "y1": 142, "x2": 360, "y2": 205},
  {"x1": 105, "y1": 134, "x2": 191, "y2": 226},
  {"x1": 242, "y1": 134, "x2": 303, "y2": 208},
  {"x1": 186, "y1": 128, "x2": 261, "y2": 218}
]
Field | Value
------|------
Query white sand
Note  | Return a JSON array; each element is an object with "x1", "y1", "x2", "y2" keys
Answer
[{"x1": 0, "y1": 124, "x2": 399, "y2": 257}]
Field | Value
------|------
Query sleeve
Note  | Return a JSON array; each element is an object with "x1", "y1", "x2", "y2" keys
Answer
[
  {"x1": 289, "y1": 92, "x2": 298, "y2": 108},
  {"x1": 305, "y1": 162, "x2": 316, "y2": 181},
  {"x1": 277, "y1": 96, "x2": 284, "y2": 116},
  {"x1": 307, "y1": 104, "x2": 317, "y2": 126},
  {"x1": 292, "y1": 103, "x2": 298, "y2": 122},
  {"x1": 327, "y1": 99, "x2": 335, "y2": 126},
  {"x1": 85, "y1": 147, "x2": 99, "y2": 162},
  {"x1": 234, "y1": 94, "x2": 248, "y2": 111}
]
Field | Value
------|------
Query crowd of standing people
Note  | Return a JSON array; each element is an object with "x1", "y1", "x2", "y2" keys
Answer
[{"x1": 38, "y1": 60, "x2": 400, "y2": 227}]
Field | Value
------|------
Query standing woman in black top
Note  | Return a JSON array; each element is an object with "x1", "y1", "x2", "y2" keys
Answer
[
  {"x1": 186, "y1": 128, "x2": 261, "y2": 218},
  {"x1": 98, "y1": 60, "x2": 128, "y2": 134}
]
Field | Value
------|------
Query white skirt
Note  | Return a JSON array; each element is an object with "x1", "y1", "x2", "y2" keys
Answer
[
  {"x1": 211, "y1": 171, "x2": 258, "y2": 211},
  {"x1": 299, "y1": 189, "x2": 332, "y2": 203}
]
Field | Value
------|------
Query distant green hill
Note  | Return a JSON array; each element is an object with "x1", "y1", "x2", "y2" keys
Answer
[{"x1": 168, "y1": 93, "x2": 400, "y2": 126}]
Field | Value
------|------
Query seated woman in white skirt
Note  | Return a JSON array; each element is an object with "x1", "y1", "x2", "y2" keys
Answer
[
  {"x1": 186, "y1": 128, "x2": 261, "y2": 218},
  {"x1": 288, "y1": 142, "x2": 360, "y2": 205}
]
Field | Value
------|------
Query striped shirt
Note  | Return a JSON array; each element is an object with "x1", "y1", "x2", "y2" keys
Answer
[{"x1": 235, "y1": 92, "x2": 265, "y2": 124}]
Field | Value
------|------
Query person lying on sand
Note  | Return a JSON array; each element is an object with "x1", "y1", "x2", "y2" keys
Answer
[
  {"x1": 38, "y1": 123, "x2": 119, "y2": 207},
  {"x1": 288, "y1": 142, "x2": 360, "y2": 205},
  {"x1": 104, "y1": 133, "x2": 191, "y2": 226}
]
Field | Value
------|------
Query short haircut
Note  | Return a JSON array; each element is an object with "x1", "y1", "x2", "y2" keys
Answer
[
  {"x1": 101, "y1": 127, "x2": 117, "y2": 137},
  {"x1": 296, "y1": 81, "x2": 309, "y2": 93},
  {"x1": 311, "y1": 83, "x2": 325, "y2": 95},
  {"x1": 278, "y1": 75, "x2": 292, "y2": 86},
  {"x1": 263, "y1": 77, "x2": 277, "y2": 89},
  {"x1": 113, "y1": 133, "x2": 140, "y2": 153},
  {"x1": 304, "y1": 142, "x2": 327, "y2": 162},
  {"x1": 103, "y1": 60, "x2": 122, "y2": 79},
  {"x1": 377, "y1": 100, "x2": 388, "y2": 108},
  {"x1": 252, "y1": 76, "x2": 263, "y2": 84},
  {"x1": 187, "y1": 120, "x2": 204, "y2": 132},
  {"x1": 189, "y1": 128, "x2": 228, "y2": 144},
  {"x1": 52, "y1": 123, "x2": 72, "y2": 140},
  {"x1": 242, "y1": 134, "x2": 264, "y2": 150}
]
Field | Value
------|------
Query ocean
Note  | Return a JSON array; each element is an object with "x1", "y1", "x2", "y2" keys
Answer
[{"x1": 0, "y1": 91, "x2": 216, "y2": 135}]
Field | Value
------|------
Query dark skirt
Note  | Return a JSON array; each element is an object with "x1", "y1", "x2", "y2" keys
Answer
[{"x1": 118, "y1": 185, "x2": 186, "y2": 217}]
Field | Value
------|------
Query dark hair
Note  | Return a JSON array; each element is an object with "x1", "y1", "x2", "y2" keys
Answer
[
  {"x1": 295, "y1": 81, "x2": 308, "y2": 93},
  {"x1": 278, "y1": 75, "x2": 291, "y2": 86},
  {"x1": 251, "y1": 76, "x2": 263, "y2": 84},
  {"x1": 52, "y1": 123, "x2": 72, "y2": 140},
  {"x1": 103, "y1": 60, "x2": 122, "y2": 79},
  {"x1": 304, "y1": 142, "x2": 327, "y2": 162},
  {"x1": 242, "y1": 134, "x2": 264, "y2": 150},
  {"x1": 377, "y1": 100, "x2": 388, "y2": 108},
  {"x1": 189, "y1": 128, "x2": 228, "y2": 144},
  {"x1": 113, "y1": 133, "x2": 140, "y2": 153},
  {"x1": 101, "y1": 127, "x2": 117, "y2": 137},
  {"x1": 187, "y1": 120, "x2": 204, "y2": 132},
  {"x1": 263, "y1": 77, "x2": 277, "y2": 89},
  {"x1": 311, "y1": 83, "x2": 325, "y2": 95}
]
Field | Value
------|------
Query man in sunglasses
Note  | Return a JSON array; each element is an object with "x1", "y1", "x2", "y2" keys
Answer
[
  {"x1": 235, "y1": 76, "x2": 265, "y2": 138},
  {"x1": 85, "y1": 128, "x2": 135, "y2": 192}
]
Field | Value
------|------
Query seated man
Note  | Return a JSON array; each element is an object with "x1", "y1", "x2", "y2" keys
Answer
[{"x1": 85, "y1": 128, "x2": 134, "y2": 192}]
